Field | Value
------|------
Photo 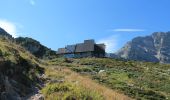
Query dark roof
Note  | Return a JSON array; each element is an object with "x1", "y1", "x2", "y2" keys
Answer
[
  {"x1": 75, "y1": 43, "x2": 94, "y2": 53},
  {"x1": 57, "y1": 39, "x2": 105, "y2": 54}
]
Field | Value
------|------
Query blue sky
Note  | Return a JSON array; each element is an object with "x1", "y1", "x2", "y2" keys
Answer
[{"x1": 0, "y1": 0, "x2": 170, "y2": 53}]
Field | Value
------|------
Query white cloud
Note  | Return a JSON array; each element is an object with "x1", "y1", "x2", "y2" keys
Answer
[
  {"x1": 111, "y1": 28, "x2": 145, "y2": 32},
  {"x1": 30, "y1": 0, "x2": 35, "y2": 5},
  {"x1": 97, "y1": 35, "x2": 118, "y2": 53},
  {"x1": 0, "y1": 19, "x2": 18, "y2": 38}
]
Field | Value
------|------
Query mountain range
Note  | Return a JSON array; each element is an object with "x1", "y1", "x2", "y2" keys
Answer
[{"x1": 1, "y1": 27, "x2": 170, "y2": 63}]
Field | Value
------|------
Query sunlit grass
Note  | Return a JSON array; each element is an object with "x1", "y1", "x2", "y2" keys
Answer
[
  {"x1": 47, "y1": 57, "x2": 170, "y2": 99},
  {"x1": 42, "y1": 65, "x2": 131, "y2": 100}
]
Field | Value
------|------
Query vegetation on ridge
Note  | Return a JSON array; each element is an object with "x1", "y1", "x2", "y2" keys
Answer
[{"x1": 15, "y1": 37, "x2": 57, "y2": 59}]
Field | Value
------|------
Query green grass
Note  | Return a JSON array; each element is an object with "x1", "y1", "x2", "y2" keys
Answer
[
  {"x1": 41, "y1": 66, "x2": 104, "y2": 100},
  {"x1": 0, "y1": 37, "x2": 46, "y2": 98},
  {"x1": 41, "y1": 82, "x2": 104, "y2": 100},
  {"x1": 48, "y1": 58, "x2": 170, "y2": 100}
]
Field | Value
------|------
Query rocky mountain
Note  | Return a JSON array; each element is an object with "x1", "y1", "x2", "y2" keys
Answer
[
  {"x1": 0, "y1": 33, "x2": 44, "y2": 99},
  {"x1": 116, "y1": 32, "x2": 170, "y2": 63},
  {"x1": 15, "y1": 37, "x2": 57, "y2": 59}
]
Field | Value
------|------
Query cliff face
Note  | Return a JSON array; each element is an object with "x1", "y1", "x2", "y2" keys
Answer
[{"x1": 116, "y1": 32, "x2": 170, "y2": 63}]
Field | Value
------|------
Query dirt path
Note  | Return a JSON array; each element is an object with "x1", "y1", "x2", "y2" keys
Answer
[
  {"x1": 61, "y1": 68, "x2": 132, "y2": 100},
  {"x1": 23, "y1": 83, "x2": 44, "y2": 100}
]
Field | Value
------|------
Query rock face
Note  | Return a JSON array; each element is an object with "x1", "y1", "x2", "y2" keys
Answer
[
  {"x1": 15, "y1": 37, "x2": 57, "y2": 59},
  {"x1": 116, "y1": 32, "x2": 170, "y2": 63}
]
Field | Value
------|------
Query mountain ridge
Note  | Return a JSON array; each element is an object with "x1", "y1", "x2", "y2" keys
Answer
[
  {"x1": 15, "y1": 37, "x2": 57, "y2": 59},
  {"x1": 0, "y1": 27, "x2": 57, "y2": 59}
]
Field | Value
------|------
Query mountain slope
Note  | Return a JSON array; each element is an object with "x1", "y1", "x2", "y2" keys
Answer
[
  {"x1": 15, "y1": 37, "x2": 57, "y2": 59},
  {"x1": 0, "y1": 27, "x2": 57, "y2": 59},
  {"x1": 43, "y1": 66, "x2": 130, "y2": 100},
  {"x1": 116, "y1": 32, "x2": 170, "y2": 63},
  {"x1": 0, "y1": 27, "x2": 13, "y2": 39},
  {"x1": 48, "y1": 58, "x2": 170, "y2": 99},
  {"x1": 0, "y1": 36, "x2": 44, "y2": 99}
]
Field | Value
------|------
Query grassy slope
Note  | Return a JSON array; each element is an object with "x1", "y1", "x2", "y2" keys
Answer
[
  {"x1": 0, "y1": 37, "x2": 44, "y2": 98},
  {"x1": 41, "y1": 65, "x2": 131, "y2": 100},
  {"x1": 0, "y1": 37, "x2": 131, "y2": 100},
  {"x1": 48, "y1": 58, "x2": 170, "y2": 100},
  {"x1": 15, "y1": 37, "x2": 57, "y2": 59},
  {"x1": 2, "y1": 34, "x2": 169, "y2": 99}
]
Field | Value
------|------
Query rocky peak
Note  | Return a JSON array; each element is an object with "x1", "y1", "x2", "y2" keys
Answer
[{"x1": 116, "y1": 32, "x2": 170, "y2": 63}]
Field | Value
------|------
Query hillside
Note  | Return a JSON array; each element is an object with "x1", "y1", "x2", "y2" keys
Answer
[
  {"x1": 48, "y1": 58, "x2": 170, "y2": 100},
  {"x1": 116, "y1": 32, "x2": 170, "y2": 63},
  {"x1": 0, "y1": 36, "x2": 44, "y2": 99},
  {"x1": 0, "y1": 27, "x2": 57, "y2": 59},
  {"x1": 1, "y1": 27, "x2": 170, "y2": 99},
  {"x1": 15, "y1": 37, "x2": 57, "y2": 59},
  {"x1": 40, "y1": 65, "x2": 131, "y2": 100},
  {"x1": 0, "y1": 28, "x2": 132, "y2": 100},
  {"x1": 0, "y1": 27, "x2": 12, "y2": 39}
]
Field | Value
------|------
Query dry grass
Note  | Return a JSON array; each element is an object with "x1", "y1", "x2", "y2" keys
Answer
[
  {"x1": 47, "y1": 66, "x2": 132, "y2": 100},
  {"x1": 64, "y1": 68, "x2": 131, "y2": 100}
]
